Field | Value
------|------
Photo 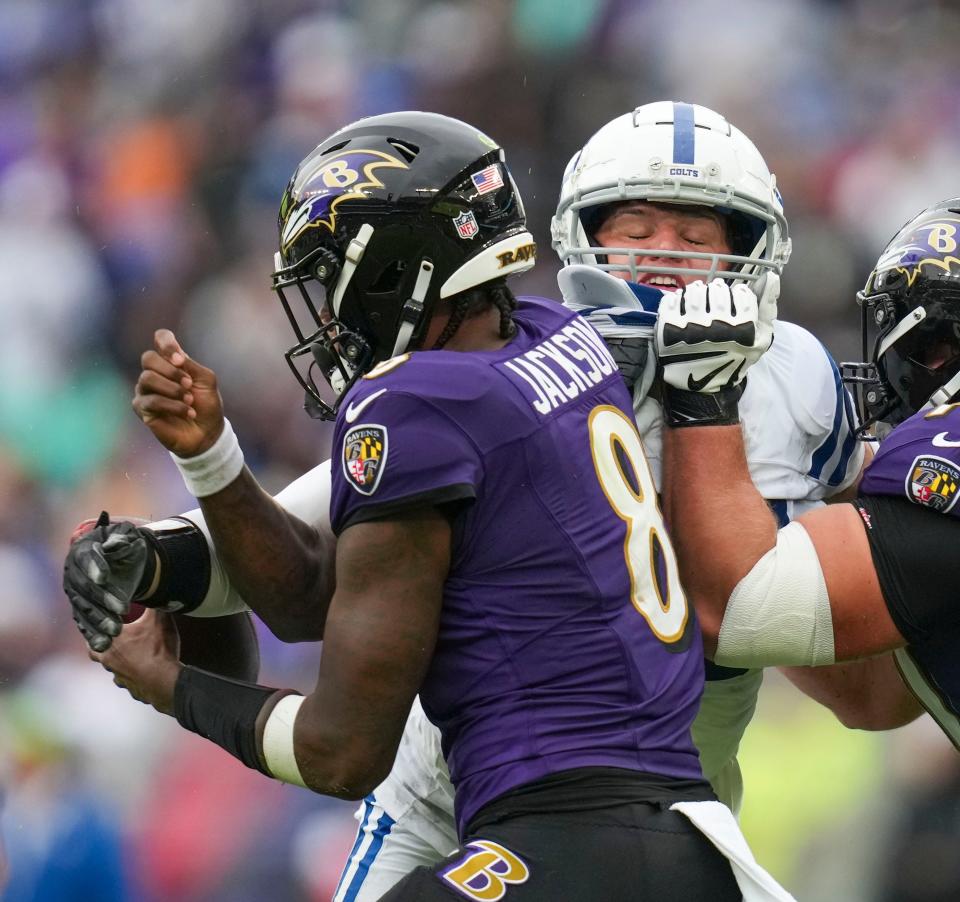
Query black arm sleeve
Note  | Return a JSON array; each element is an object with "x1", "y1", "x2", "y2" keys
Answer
[
  {"x1": 176, "y1": 611, "x2": 260, "y2": 682},
  {"x1": 136, "y1": 518, "x2": 211, "y2": 613},
  {"x1": 174, "y1": 666, "x2": 293, "y2": 775},
  {"x1": 854, "y1": 494, "x2": 960, "y2": 645}
]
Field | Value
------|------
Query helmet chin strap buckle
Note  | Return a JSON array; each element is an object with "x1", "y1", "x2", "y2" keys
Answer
[
  {"x1": 390, "y1": 259, "x2": 435, "y2": 359},
  {"x1": 330, "y1": 223, "x2": 375, "y2": 319},
  {"x1": 877, "y1": 305, "x2": 926, "y2": 359}
]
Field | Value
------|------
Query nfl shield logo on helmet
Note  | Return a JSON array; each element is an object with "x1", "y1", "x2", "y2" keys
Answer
[
  {"x1": 343, "y1": 425, "x2": 388, "y2": 495},
  {"x1": 906, "y1": 454, "x2": 960, "y2": 512},
  {"x1": 454, "y1": 210, "x2": 479, "y2": 239}
]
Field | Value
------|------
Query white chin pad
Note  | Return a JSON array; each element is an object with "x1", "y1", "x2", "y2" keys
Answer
[{"x1": 714, "y1": 522, "x2": 835, "y2": 668}]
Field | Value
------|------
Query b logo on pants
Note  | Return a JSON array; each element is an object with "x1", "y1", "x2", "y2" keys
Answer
[{"x1": 440, "y1": 840, "x2": 530, "y2": 900}]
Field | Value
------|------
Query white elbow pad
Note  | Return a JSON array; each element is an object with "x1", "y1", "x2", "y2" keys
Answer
[
  {"x1": 714, "y1": 521, "x2": 835, "y2": 668},
  {"x1": 177, "y1": 460, "x2": 333, "y2": 619},
  {"x1": 167, "y1": 511, "x2": 251, "y2": 618}
]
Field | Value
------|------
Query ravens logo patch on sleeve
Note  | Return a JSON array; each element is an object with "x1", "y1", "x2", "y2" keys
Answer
[
  {"x1": 907, "y1": 454, "x2": 960, "y2": 512},
  {"x1": 343, "y1": 425, "x2": 388, "y2": 495}
]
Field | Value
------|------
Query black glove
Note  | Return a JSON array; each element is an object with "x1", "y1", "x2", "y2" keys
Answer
[{"x1": 63, "y1": 512, "x2": 153, "y2": 652}]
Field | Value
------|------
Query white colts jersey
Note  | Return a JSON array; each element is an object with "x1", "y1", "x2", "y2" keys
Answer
[
  {"x1": 638, "y1": 319, "x2": 864, "y2": 813},
  {"x1": 636, "y1": 319, "x2": 863, "y2": 505}
]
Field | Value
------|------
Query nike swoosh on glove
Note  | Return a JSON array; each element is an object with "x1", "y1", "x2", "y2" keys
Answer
[{"x1": 656, "y1": 275, "x2": 778, "y2": 394}]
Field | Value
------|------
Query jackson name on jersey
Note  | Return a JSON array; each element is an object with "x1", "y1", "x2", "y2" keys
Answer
[{"x1": 332, "y1": 300, "x2": 863, "y2": 901}]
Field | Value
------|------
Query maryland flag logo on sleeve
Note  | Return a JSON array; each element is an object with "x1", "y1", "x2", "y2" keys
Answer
[
  {"x1": 907, "y1": 454, "x2": 960, "y2": 513},
  {"x1": 343, "y1": 425, "x2": 388, "y2": 495}
]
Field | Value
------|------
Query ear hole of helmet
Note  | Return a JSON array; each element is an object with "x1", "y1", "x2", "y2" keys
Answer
[{"x1": 367, "y1": 260, "x2": 406, "y2": 294}]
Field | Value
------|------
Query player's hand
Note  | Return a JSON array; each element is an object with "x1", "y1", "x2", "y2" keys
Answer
[
  {"x1": 64, "y1": 512, "x2": 151, "y2": 652},
  {"x1": 133, "y1": 329, "x2": 225, "y2": 458},
  {"x1": 90, "y1": 609, "x2": 181, "y2": 716},
  {"x1": 655, "y1": 276, "x2": 778, "y2": 393}
]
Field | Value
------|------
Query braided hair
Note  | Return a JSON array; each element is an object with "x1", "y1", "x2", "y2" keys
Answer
[{"x1": 430, "y1": 281, "x2": 518, "y2": 350}]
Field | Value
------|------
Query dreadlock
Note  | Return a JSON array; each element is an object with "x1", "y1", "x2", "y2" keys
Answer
[
  {"x1": 492, "y1": 284, "x2": 519, "y2": 340},
  {"x1": 431, "y1": 293, "x2": 472, "y2": 350},
  {"x1": 430, "y1": 281, "x2": 518, "y2": 350}
]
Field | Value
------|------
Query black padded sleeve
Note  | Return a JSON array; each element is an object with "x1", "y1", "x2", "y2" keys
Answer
[
  {"x1": 854, "y1": 494, "x2": 960, "y2": 645},
  {"x1": 137, "y1": 518, "x2": 212, "y2": 613},
  {"x1": 174, "y1": 666, "x2": 291, "y2": 775},
  {"x1": 176, "y1": 611, "x2": 260, "y2": 682}
]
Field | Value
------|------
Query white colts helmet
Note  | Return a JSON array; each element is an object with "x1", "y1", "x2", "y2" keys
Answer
[{"x1": 551, "y1": 101, "x2": 791, "y2": 290}]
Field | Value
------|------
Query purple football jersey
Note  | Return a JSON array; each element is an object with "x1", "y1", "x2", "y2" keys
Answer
[
  {"x1": 330, "y1": 296, "x2": 704, "y2": 834},
  {"x1": 859, "y1": 401, "x2": 960, "y2": 744},
  {"x1": 860, "y1": 402, "x2": 960, "y2": 515}
]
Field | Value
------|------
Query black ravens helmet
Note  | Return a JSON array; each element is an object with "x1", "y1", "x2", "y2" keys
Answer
[
  {"x1": 843, "y1": 198, "x2": 960, "y2": 437},
  {"x1": 271, "y1": 111, "x2": 536, "y2": 420}
]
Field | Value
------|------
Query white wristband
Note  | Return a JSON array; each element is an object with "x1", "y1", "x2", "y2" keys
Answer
[
  {"x1": 262, "y1": 694, "x2": 307, "y2": 787},
  {"x1": 170, "y1": 418, "x2": 245, "y2": 498}
]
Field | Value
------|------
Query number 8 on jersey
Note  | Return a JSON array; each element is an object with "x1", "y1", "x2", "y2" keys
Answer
[{"x1": 589, "y1": 405, "x2": 688, "y2": 644}]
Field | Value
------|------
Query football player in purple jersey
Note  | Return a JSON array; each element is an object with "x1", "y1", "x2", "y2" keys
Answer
[
  {"x1": 656, "y1": 197, "x2": 960, "y2": 747},
  {"x1": 73, "y1": 112, "x2": 793, "y2": 899},
  {"x1": 65, "y1": 101, "x2": 927, "y2": 901}
]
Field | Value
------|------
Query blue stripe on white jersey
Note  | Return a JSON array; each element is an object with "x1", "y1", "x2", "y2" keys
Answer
[
  {"x1": 334, "y1": 796, "x2": 397, "y2": 902},
  {"x1": 672, "y1": 102, "x2": 696, "y2": 164},
  {"x1": 333, "y1": 800, "x2": 373, "y2": 901},
  {"x1": 827, "y1": 381, "x2": 859, "y2": 486},
  {"x1": 768, "y1": 499, "x2": 790, "y2": 527},
  {"x1": 808, "y1": 345, "x2": 858, "y2": 486}
]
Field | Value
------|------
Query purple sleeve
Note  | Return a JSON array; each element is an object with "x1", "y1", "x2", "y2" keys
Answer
[
  {"x1": 330, "y1": 391, "x2": 483, "y2": 534},
  {"x1": 860, "y1": 406, "x2": 960, "y2": 515}
]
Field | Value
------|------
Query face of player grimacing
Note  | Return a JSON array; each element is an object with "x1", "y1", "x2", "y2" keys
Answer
[{"x1": 593, "y1": 201, "x2": 732, "y2": 290}]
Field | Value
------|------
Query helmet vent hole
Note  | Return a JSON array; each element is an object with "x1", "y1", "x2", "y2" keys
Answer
[
  {"x1": 387, "y1": 139, "x2": 420, "y2": 163},
  {"x1": 321, "y1": 140, "x2": 350, "y2": 156}
]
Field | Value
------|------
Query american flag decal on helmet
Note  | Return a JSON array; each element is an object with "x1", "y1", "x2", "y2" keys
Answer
[{"x1": 471, "y1": 164, "x2": 504, "y2": 196}]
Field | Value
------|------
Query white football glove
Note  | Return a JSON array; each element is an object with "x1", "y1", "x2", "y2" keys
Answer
[{"x1": 655, "y1": 275, "x2": 778, "y2": 394}]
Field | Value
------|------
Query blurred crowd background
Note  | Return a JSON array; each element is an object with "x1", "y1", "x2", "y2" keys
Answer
[{"x1": 2, "y1": 0, "x2": 960, "y2": 899}]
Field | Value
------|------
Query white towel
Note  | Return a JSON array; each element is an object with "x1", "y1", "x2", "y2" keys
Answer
[{"x1": 670, "y1": 800, "x2": 797, "y2": 901}]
